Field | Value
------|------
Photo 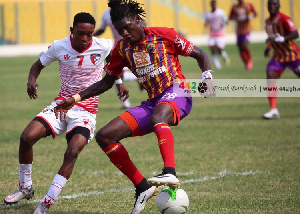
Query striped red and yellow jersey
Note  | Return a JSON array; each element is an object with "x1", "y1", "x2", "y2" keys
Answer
[
  {"x1": 229, "y1": 2, "x2": 256, "y2": 35},
  {"x1": 105, "y1": 27, "x2": 195, "y2": 100},
  {"x1": 265, "y1": 12, "x2": 300, "y2": 62}
]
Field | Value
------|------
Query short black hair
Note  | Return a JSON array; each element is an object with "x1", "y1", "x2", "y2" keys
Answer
[
  {"x1": 108, "y1": 0, "x2": 146, "y2": 23},
  {"x1": 73, "y1": 12, "x2": 96, "y2": 27}
]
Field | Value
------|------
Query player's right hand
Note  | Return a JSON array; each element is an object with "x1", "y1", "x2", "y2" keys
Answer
[
  {"x1": 54, "y1": 98, "x2": 75, "y2": 121},
  {"x1": 27, "y1": 82, "x2": 39, "y2": 99}
]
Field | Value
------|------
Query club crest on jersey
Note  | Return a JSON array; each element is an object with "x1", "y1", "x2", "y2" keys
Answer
[
  {"x1": 174, "y1": 35, "x2": 186, "y2": 51},
  {"x1": 90, "y1": 53, "x2": 101, "y2": 65},
  {"x1": 147, "y1": 44, "x2": 156, "y2": 53}
]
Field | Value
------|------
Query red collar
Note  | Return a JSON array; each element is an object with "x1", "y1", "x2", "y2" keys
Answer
[{"x1": 69, "y1": 35, "x2": 93, "y2": 53}]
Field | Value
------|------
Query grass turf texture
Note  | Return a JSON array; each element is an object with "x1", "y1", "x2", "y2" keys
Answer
[{"x1": 0, "y1": 42, "x2": 299, "y2": 213}]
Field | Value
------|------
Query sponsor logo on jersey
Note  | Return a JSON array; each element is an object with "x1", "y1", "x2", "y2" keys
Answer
[{"x1": 64, "y1": 54, "x2": 70, "y2": 60}]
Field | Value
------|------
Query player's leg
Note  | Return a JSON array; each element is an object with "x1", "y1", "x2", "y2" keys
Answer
[
  {"x1": 147, "y1": 87, "x2": 193, "y2": 189},
  {"x1": 237, "y1": 34, "x2": 252, "y2": 70},
  {"x1": 34, "y1": 107, "x2": 95, "y2": 212},
  {"x1": 217, "y1": 37, "x2": 230, "y2": 65},
  {"x1": 4, "y1": 118, "x2": 51, "y2": 205},
  {"x1": 209, "y1": 38, "x2": 221, "y2": 69},
  {"x1": 34, "y1": 127, "x2": 89, "y2": 213},
  {"x1": 96, "y1": 113, "x2": 158, "y2": 214},
  {"x1": 262, "y1": 59, "x2": 283, "y2": 119}
]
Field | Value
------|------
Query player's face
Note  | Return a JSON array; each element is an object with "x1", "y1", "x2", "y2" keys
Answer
[
  {"x1": 70, "y1": 23, "x2": 95, "y2": 50},
  {"x1": 211, "y1": 1, "x2": 216, "y2": 10},
  {"x1": 113, "y1": 16, "x2": 145, "y2": 44},
  {"x1": 268, "y1": 0, "x2": 280, "y2": 17}
]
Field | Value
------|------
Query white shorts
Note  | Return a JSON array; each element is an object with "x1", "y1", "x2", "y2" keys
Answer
[
  {"x1": 36, "y1": 101, "x2": 96, "y2": 143},
  {"x1": 208, "y1": 37, "x2": 226, "y2": 49}
]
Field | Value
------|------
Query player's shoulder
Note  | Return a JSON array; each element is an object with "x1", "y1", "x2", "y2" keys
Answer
[
  {"x1": 216, "y1": 8, "x2": 226, "y2": 14},
  {"x1": 92, "y1": 37, "x2": 113, "y2": 49},
  {"x1": 48, "y1": 35, "x2": 70, "y2": 50},
  {"x1": 278, "y1": 12, "x2": 291, "y2": 20},
  {"x1": 145, "y1": 26, "x2": 176, "y2": 36}
]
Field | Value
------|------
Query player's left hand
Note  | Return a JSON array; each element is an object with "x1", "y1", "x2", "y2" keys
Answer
[
  {"x1": 116, "y1": 83, "x2": 129, "y2": 102},
  {"x1": 27, "y1": 82, "x2": 39, "y2": 99},
  {"x1": 54, "y1": 98, "x2": 75, "y2": 121}
]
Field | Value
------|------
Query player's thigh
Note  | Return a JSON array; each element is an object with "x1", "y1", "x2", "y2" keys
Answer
[
  {"x1": 155, "y1": 85, "x2": 193, "y2": 126},
  {"x1": 287, "y1": 59, "x2": 300, "y2": 77},
  {"x1": 66, "y1": 108, "x2": 96, "y2": 143},
  {"x1": 266, "y1": 59, "x2": 284, "y2": 79},
  {"x1": 21, "y1": 119, "x2": 48, "y2": 144}
]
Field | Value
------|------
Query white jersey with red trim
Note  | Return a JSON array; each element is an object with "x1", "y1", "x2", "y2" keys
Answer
[
  {"x1": 205, "y1": 8, "x2": 227, "y2": 37},
  {"x1": 39, "y1": 35, "x2": 113, "y2": 114}
]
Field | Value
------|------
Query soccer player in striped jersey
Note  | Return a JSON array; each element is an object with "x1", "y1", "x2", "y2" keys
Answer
[
  {"x1": 262, "y1": 0, "x2": 300, "y2": 119},
  {"x1": 55, "y1": 0, "x2": 213, "y2": 213},
  {"x1": 229, "y1": 0, "x2": 257, "y2": 70},
  {"x1": 3, "y1": 12, "x2": 126, "y2": 213}
]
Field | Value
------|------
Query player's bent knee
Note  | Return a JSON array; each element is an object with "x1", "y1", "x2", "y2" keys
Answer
[{"x1": 95, "y1": 129, "x2": 112, "y2": 148}]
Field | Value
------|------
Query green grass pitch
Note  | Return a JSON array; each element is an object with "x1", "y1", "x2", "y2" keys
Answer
[{"x1": 0, "y1": 42, "x2": 299, "y2": 213}]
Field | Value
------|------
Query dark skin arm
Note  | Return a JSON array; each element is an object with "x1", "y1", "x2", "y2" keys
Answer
[
  {"x1": 266, "y1": 29, "x2": 299, "y2": 43},
  {"x1": 93, "y1": 28, "x2": 105, "y2": 37},
  {"x1": 190, "y1": 46, "x2": 211, "y2": 71},
  {"x1": 27, "y1": 59, "x2": 45, "y2": 99},
  {"x1": 190, "y1": 46, "x2": 215, "y2": 97}
]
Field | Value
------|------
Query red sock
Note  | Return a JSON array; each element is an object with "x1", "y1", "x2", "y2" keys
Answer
[
  {"x1": 267, "y1": 81, "x2": 277, "y2": 109},
  {"x1": 240, "y1": 50, "x2": 248, "y2": 64},
  {"x1": 102, "y1": 142, "x2": 144, "y2": 186},
  {"x1": 244, "y1": 47, "x2": 252, "y2": 62},
  {"x1": 154, "y1": 123, "x2": 175, "y2": 168},
  {"x1": 268, "y1": 97, "x2": 277, "y2": 109}
]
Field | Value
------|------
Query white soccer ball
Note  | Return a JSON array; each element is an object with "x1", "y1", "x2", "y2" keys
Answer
[{"x1": 156, "y1": 188, "x2": 189, "y2": 214}]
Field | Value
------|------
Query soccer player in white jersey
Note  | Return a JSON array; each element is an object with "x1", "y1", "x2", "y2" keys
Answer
[
  {"x1": 3, "y1": 12, "x2": 127, "y2": 213},
  {"x1": 94, "y1": 8, "x2": 143, "y2": 109},
  {"x1": 204, "y1": 0, "x2": 230, "y2": 69}
]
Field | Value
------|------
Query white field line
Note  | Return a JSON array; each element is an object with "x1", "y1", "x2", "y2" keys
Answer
[{"x1": 1, "y1": 169, "x2": 262, "y2": 208}]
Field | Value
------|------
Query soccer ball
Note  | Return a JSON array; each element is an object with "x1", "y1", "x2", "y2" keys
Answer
[{"x1": 156, "y1": 188, "x2": 189, "y2": 214}]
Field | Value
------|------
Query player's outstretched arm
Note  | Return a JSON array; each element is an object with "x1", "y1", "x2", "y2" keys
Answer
[
  {"x1": 190, "y1": 46, "x2": 211, "y2": 72},
  {"x1": 190, "y1": 46, "x2": 215, "y2": 97},
  {"x1": 27, "y1": 59, "x2": 44, "y2": 99},
  {"x1": 55, "y1": 74, "x2": 122, "y2": 120}
]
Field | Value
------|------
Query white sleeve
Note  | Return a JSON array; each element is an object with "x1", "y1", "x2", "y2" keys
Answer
[
  {"x1": 222, "y1": 10, "x2": 228, "y2": 23},
  {"x1": 39, "y1": 42, "x2": 57, "y2": 66},
  {"x1": 103, "y1": 39, "x2": 113, "y2": 59},
  {"x1": 204, "y1": 12, "x2": 209, "y2": 23},
  {"x1": 100, "y1": 11, "x2": 109, "y2": 30}
]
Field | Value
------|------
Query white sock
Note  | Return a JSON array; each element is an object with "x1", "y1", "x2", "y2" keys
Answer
[
  {"x1": 212, "y1": 55, "x2": 221, "y2": 69},
  {"x1": 123, "y1": 98, "x2": 131, "y2": 108},
  {"x1": 19, "y1": 163, "x2": 33, "y2": 189},
  {"x1": 41, "y1": 174, "x2": 67, "y2": 207},
  {"x1": 221, "y1": 50, "x2": 228, "y2": 59}
]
